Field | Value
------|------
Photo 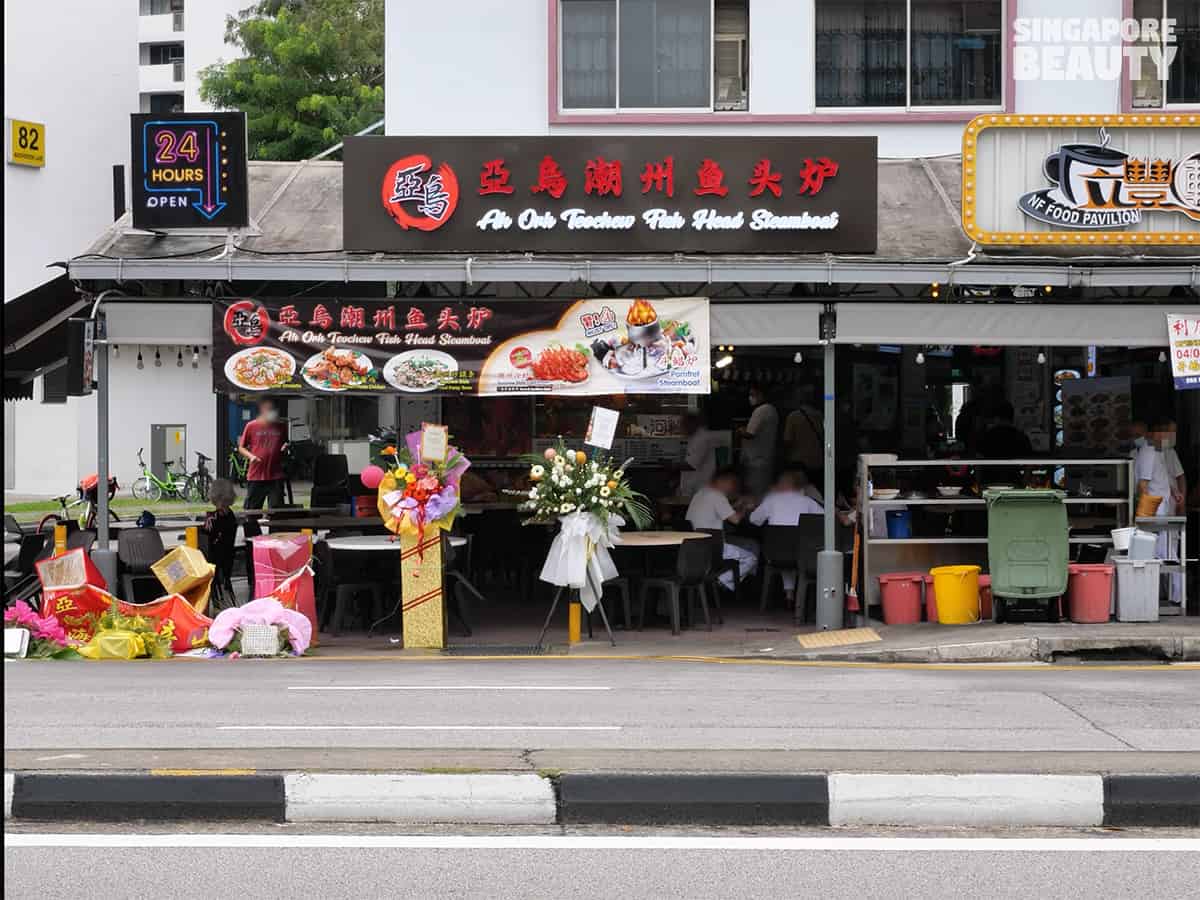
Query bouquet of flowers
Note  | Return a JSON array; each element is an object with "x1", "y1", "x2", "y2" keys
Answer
[
  {"x1": 509, "y1": 440, "x2": 651, "y2": 615},
  {"x1": 514, "y1": 442, "x2": 651, "y2": 528},
  {"x1": 374, "y1": 431, "x2": 469, "y2": 542},
  {"x1": 4, "y1": 605, "x2": 80, "y2": 659}
]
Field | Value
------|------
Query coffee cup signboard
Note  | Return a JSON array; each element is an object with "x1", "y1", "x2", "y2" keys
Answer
[{"x1": 961, "y1": 115, "x2": 1200, "y2": 247}]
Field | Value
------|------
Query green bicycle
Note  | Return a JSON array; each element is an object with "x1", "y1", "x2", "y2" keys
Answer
[{"x1": 131, "y1": 448, "x2": 207, "y2": 502}]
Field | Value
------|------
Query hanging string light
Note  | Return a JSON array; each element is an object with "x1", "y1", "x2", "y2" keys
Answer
[
  {"x1": 192, "y1": 346, "x2": 200, "y2": 368},
  {"x1": 176, "y1": 348, "x2": 184, "y2": 367},
  {"x1": 113, "y1": 345, "x2": 120, "y2": 359},
  {"x1": 154, "y1": 348, "x2": 162, "y2": 367},
  {"x1": 136, "y1": 347, "x2": 144, "y2": 370}
]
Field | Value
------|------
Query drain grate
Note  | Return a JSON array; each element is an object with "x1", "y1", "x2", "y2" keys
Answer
[
  {"x1": 744, "y1": 627, "x2": 781, "y2": 633},
  {"x1": 443, "y1": 644, "x2": 554, "y2": 656}
]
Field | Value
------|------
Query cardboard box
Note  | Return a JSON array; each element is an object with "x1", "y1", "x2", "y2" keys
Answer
[{"x1": 152, "y1": 545, "x2": 215, "y2": 596}]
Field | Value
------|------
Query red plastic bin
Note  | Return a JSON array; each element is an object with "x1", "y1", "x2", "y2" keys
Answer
[
  {"x1": 1066, "y1": 563, "x2": 1114, "y2": 624},
  {"x1": 878, "y1": 572, "x2": 925, "y2": 625}
]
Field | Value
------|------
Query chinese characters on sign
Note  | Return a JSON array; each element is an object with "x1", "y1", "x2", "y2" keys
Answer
[
  {"x1": 213, "y1": 297, "x2": 711, "y2": 397},
  {"x1": 343, "y1": 137, "x2": 878, "y2": 253},
  {"x1": 1167, "y1": 313, "x2": 1200, "y2": 390}
]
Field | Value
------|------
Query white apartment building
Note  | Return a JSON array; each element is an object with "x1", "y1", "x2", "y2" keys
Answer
[
  {"x1": 137, "y1": 0, "x2": 244, "y2": 114},
  {"x1": 386, "y1": 0, "x2": 1199, "y2": 146}
]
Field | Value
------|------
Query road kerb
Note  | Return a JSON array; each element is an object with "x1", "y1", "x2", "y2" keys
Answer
[{"x1": 4, "y1": 770, "x2": 1197, "y2": 827}]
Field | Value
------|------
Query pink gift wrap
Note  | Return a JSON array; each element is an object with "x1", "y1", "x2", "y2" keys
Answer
[{"x1": 251, "y1": 533, "x2": 316, "y2": 634}]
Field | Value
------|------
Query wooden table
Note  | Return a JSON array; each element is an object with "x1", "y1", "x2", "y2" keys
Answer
[{"x1": 616, "y1": 530, "x2": 709, "y2": 548}]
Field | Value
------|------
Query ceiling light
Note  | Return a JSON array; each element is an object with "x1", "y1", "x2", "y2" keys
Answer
[
  {"x1": 715, "y1": 355, "x2": 734, "y2": 369},
  {"x1": 154, "y1": 348, "x2": 162, "y2": 367},
  {"x1": 793, "y1": 351, "x2": 804, "y2": 364}
]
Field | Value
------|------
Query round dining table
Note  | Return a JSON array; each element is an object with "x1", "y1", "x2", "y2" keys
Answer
[
  {"x1": 616, "y1": 530, "x2": 709, "y2": 548},
  {"x1": 325, "y1": 534, "x2": 466, "y2": 551}
]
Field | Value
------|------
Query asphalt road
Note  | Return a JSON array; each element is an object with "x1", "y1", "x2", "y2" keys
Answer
[
  {"x1": 5, "y1": 828, "x2": 1199, "y2": 899},
  {"x1": 5, "y1": 659, "x2": 1200, "y2": 754}
]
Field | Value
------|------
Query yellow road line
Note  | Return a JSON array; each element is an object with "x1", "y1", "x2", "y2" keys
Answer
[
  {"x1": 270, "y1": 654, "x2": 1200, "y2": 672},
  {"x1": 149, "y1": 768, "x2": 257, "y2": 776}
]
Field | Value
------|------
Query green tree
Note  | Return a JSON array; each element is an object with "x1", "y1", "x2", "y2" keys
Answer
[{"x1": 199, "y1": 0, "x2": 384, "y2": 161}]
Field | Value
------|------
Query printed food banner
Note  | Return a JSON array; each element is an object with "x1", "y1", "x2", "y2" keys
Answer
[
  {"x1": 1167, "y1": 313, "x2": 1200, "y2": 390},
  {"x1": 213, "y1": 297, "x2": 710, "y2": 396}
]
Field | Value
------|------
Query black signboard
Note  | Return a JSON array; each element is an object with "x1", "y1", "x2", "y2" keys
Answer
[
  {"x1": 131, "y1": 113, "x2": 249, "y2": 229},
  {"x1": 65, "y1": 318, "x2": 95, "y2": 397},
  {"x1": 343, "y1": 136, "x2": 877, "y2": 254},
  {"x1": 213, "y1": 296, "x2": 711, "y2": 397}
]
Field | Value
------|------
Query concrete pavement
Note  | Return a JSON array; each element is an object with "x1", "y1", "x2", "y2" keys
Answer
[{"x1": 6, "y1": 828, "x2": 1200, "y2": 899}]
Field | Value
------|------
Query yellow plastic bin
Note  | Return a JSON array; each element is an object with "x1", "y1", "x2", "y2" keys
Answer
[{"x1": 930, "y1": 565, "x2": 981, "y2": 624}]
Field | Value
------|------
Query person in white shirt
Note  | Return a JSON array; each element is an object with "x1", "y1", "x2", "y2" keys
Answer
[
  {"x1": 739, "y1": 383, "x2": 779, "y2": 498},
  {"x1": 679, "y1": 412, "x2": 721, "y2": 498},
  {"x1": 1152, "y1": 419, "x2": 1186, "y2": 606},
  {"x1": 685, "y1": 468, "x2": 758, "y2": 590},
  {"x1": 749, "y1": 472, "x2": 824, "y2": 602}
]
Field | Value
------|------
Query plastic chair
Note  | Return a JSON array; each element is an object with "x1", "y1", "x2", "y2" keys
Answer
[
  {"x1": 312, "y1": 539, "x2": 382, "y2": 636},
  {"x1": 117, "y1": 527, "x2": 165, "y2": 603},
  {"x1": 637, "y1": 536, "x2": 714, "y2": 635},
  {"x1": 310, "y1": 454, "x2": 350, "y2": 509},
  {"x1": 695, "y1": 528, "x2": 733, "y2": 623},
  {"x1": 66, "y1": 530, "x2": 96, "y2": 554},
  {"x1": 759, "y1": 525, "x2": 802, "y2": 615}
]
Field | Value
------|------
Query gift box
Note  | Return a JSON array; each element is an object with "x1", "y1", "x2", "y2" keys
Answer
[
  {"x1": 251, "y1": 533, "x2": 311, "y2": 598},
  {"x1": 267, "y1": 558, "x2": 317, "y2": 639},
  {"x1": 152, "y1": 546, "x2": 215, "y2": 596}
]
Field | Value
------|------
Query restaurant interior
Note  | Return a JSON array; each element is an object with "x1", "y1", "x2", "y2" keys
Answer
[{"x1": 224, "y1": 339, "x2": 1197, "y2": 645}]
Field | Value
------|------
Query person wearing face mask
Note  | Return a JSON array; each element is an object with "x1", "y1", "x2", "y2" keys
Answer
[
  {"x1": 1158, "y1": 419, "x2": 1186, "y2": 608},
  {"x1": 239, "y1": 397, "x2": 289, "y2": 509},
  {"x1": 1135, "y1": 420, "x2": 1173, "y2": 518},
  {"x1": 1129, "y1": 420, "x2": 1149, "y2": 456},
  {"x1": 739, "y1": 382, "x2": 779, "y2": 499}
]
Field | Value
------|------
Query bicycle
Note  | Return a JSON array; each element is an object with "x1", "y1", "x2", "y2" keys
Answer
[
  {"x1": 37, "y1": 475, "x2": 120, "y2": 534},
  {"x1": 227, "y1": 442, "x2": 248, "y2": 486},
  {"x1": 189, "y1": 451, "x2": 214, "y2": 503},
  {"x1": 130, "y1": 448, "x2": 193, "y2": 502}
]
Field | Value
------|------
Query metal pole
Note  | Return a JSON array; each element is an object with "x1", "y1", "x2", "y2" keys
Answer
[
  {"x1": 97, "y1": 317, "x2": 110, "y2": 549},
  {"x1": 816, "y1": 333, "x2": 844, "y2": 631}
]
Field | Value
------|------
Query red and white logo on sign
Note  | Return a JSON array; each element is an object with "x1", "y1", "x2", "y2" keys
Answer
[
  {"x1": 223, "y1": 300, "x2": 269, "y2": 346},
  {"x1": 381, "y1": 155, "x2": 459, "y2": 231}
]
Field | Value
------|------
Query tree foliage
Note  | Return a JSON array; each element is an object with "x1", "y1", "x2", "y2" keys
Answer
[{"x1": 199, "y1": 0, "x2": 384, "y2": 161}]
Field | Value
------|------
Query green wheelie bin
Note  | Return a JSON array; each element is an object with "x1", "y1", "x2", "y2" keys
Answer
[{"x1": 984, "y1": 489, "x2": 1069, "y2": 623}]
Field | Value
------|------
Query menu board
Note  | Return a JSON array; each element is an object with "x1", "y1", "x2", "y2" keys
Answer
[
  {"x1": 213, "y1": 297, "x2": 710, "y2": 397},
  {"x1": 1061, "y1": 376, "x2": 1132, "y2": 455}
]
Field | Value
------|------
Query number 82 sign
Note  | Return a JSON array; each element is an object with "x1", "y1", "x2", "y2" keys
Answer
[{"x1": 6, "y1": 119, "x2": 45, "y2": 168}]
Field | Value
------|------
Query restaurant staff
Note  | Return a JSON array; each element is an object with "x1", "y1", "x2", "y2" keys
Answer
[
  {"x1": 685, "y1": 468, "x2": 758, "y2": 590},
  {"x1": 739, "y1": 383, "x2": 779, "y2": 498},
  {"x1": 680, "y1": 411, "x2": 721, "y2": 498}
]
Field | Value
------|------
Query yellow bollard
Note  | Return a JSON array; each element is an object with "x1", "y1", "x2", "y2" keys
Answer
[
  {"x1": 568, "y1": 598, "x2": 582, "y2": 645},
  {"x1": 54, "y1": 523, "x2": 67, "y2": 555},
  {"x1": 302, "y1": 528, "x2": 318, "y2": 647},
  {"x1": 185, "y1": 526, "x2": 199, "y2": 549}
]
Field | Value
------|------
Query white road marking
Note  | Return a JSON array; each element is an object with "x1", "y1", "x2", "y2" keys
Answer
[
  {"x1": 5, "y1": 834, "x2": 1199, "y2": 852},
  {"x1": 217, "y1": 725, "x2": 621, "y2": 732},
  {"x1": 33, "y1": 753, "x2": 89, "y2": 761},
  {"x1": 287, "y1": 685, "x2": 611, "y2": 692}
]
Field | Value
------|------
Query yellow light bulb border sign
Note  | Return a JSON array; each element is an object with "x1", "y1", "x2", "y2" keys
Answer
[{"x1": 961, "y1": 113, "x2": 1199, "y2": 248}]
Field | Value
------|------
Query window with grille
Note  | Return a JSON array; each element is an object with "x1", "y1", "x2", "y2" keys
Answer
[
  {"x1": 815, "y1": 0, "x2": 1002, "y2": 109},
  {"x1": 1131, "y1": 0, "x2": 1200, "y2": 108},
  {"x1": 560, "y1": 0, "x2": 749, "y2": 112}
]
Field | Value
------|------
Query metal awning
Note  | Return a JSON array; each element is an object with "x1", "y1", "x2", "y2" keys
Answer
[
  {"x1": 833, "y1": 302, "x2": 1200, "y2": 346},
  {"x1": 3, "y1": 274, "x2": 87, "y2": 391},
  {"x1": 66, "y1": 158, "x2": 1200, "y2": 288}
]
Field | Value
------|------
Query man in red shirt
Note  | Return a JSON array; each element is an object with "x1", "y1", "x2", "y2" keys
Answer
[{"x1": 239, "y1": 398, "x2": 288, "y2": 509}]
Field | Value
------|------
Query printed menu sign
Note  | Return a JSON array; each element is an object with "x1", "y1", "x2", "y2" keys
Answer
[
  {"x1": 343, "y1": 136, "x2": 878, "y2": 254},
  {"x1": 213, "y1": 297, "x2": 710, "y2": 397},
  {"x1": 1167, "y1": 313, "x2": 1200, "y2": 390}
]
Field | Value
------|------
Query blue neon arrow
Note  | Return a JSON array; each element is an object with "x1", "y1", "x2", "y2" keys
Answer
[{"x1": 142, "y1": 119, "x2": 225, "y2": 221}]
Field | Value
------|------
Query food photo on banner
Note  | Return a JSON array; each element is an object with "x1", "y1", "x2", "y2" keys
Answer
[{"x1": 213, "y1": 297, "x2": 711, "y2": 397}]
